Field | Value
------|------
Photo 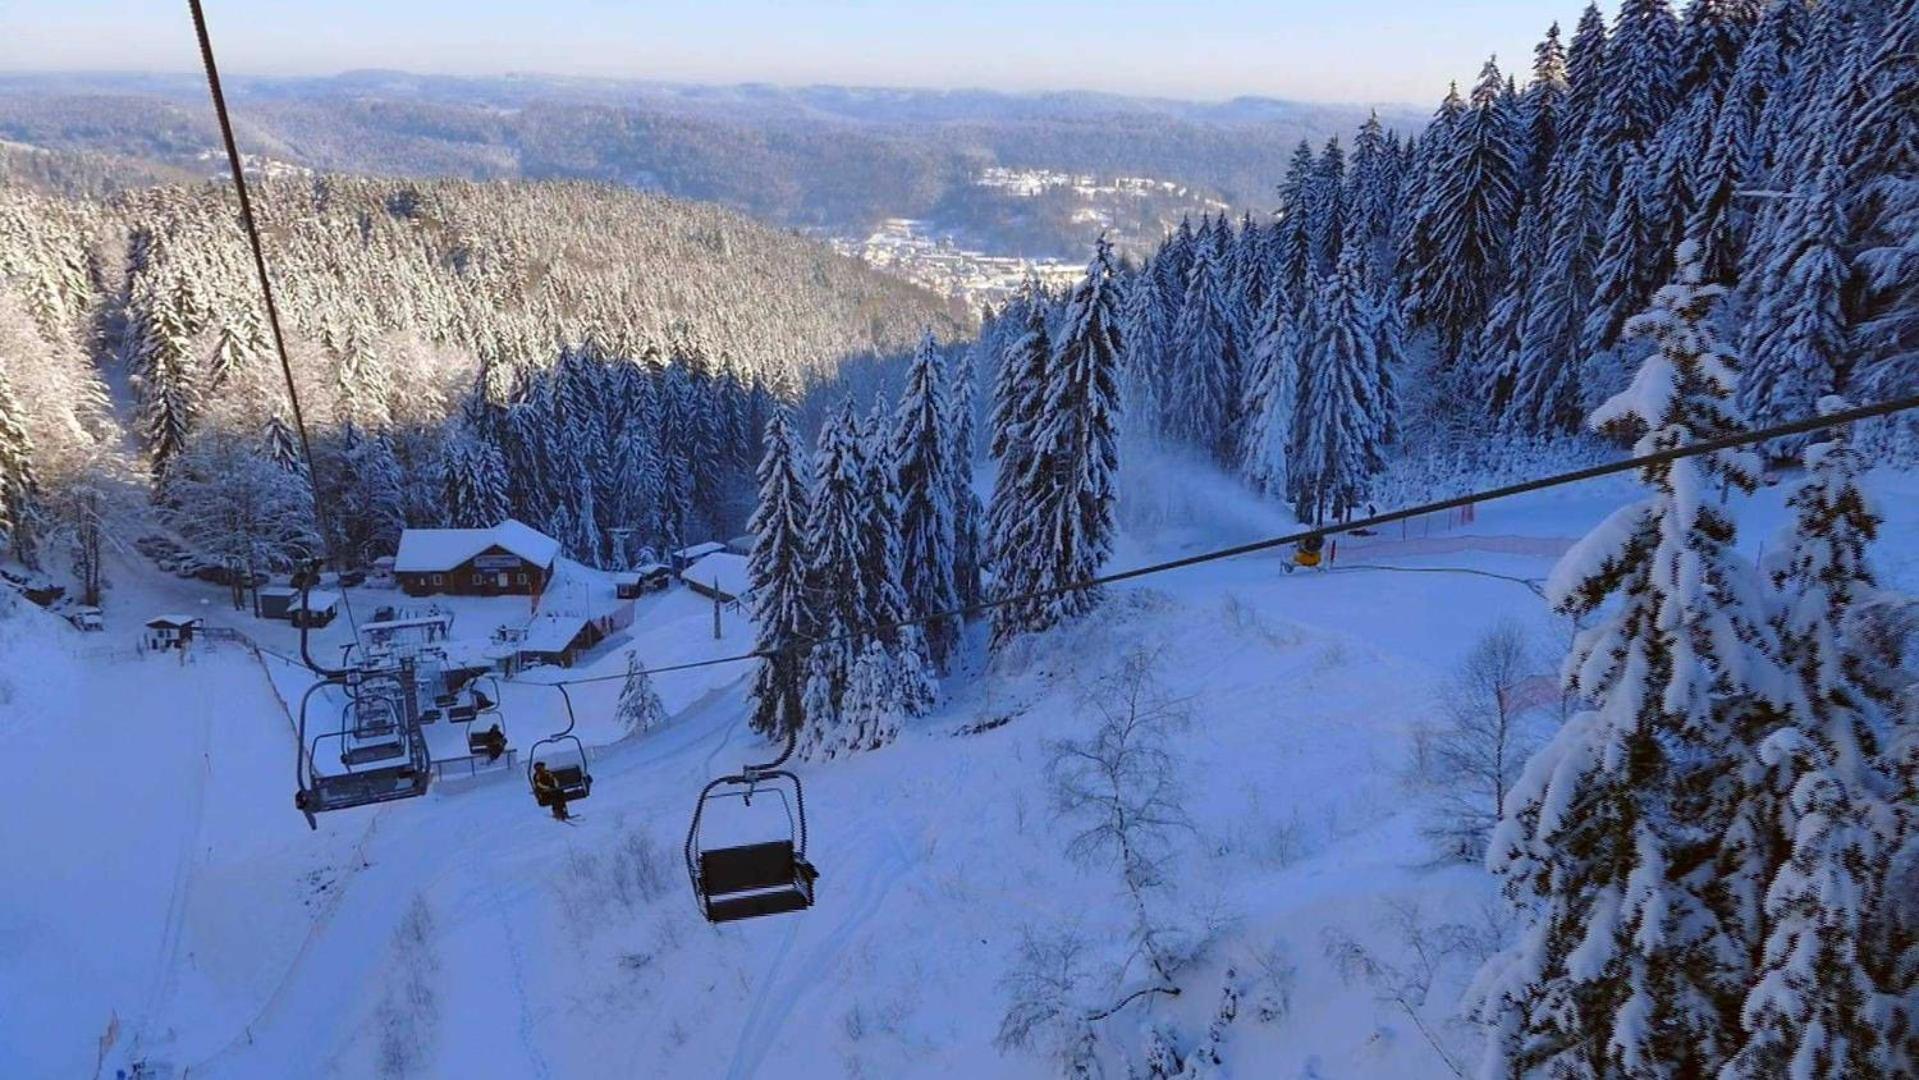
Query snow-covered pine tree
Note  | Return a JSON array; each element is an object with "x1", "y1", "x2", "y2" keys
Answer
[
  {"x1": 1289, "y1": 247, "x2": 1382, "y2": 526},
  {"x1": 1728, "y1": 398, "x2": 1909, "y2": 1079},
  {"x1": 1583, "y1": 151, "x2": 1663, "y2": 355},
  {"x1": 1587, "y1": 0, "x2": 1683, "y2": 173},
  {"x1": 0, "y1": 369, "x2": 43, "y2": 566},
  {"x1": 615, "y1": 650, "x2": 669, "y2": 735},
  {"x1": 130, "y1": 275, "x2": 198, "y2": 479},
  {"x1": 1560, "y1": 3, "x2": 1612, "y2": 163},
  {"x1": 1521, "y1": 22, "x2": 1570, "y2": 198},
  {"x1": 1479, "y1": 204, "x2": 1546, "y2": 416},
  {"x1": 1402, "y1": 58, "x2": 1522, "y2": 368},
  {"x1": 949, "y1": 342, "x2": 986, "y2": 609},
  {"x1": 1274, "y1": 141, "x2": 1319, "y2": 304},
  {"x1": 892, "y1": 330, "x2": 961, "y2": 670},
  {"x1": 1238, "y1": 279, "x2": 1302, "y2": 500},
  {"x1": 1394, "y1": 82, "x2": 1464, "y2": 313},
  {"x1": 1738, "y1": 165, "x2": 1848, "y2": 454},
  {"x1": 1472, "y1": 242, "x2": 1787, "y2": 1078},
  {"x1": 1344, "y1": 112, "x2": 1400, "y2": 292},
  {"x1": 262, "y1": 414, "x2": 305, "y2": 476},
  {"x1": 1506, "y1": 147, "x2": 1607, "y2": 434},
  {"x1": 1832, "y1": 0, "x2": 1918, "y2": 403},
  {"x1": 332, "y1": 425, "x2": 406, "y2": 567},
  {"x1": 1002, "y1": 237, "x2": 1123, "y2": 643},
  {"x1": 990, "y1": 287, "x2": 1051, "y2": 613},
  {"x1": 798, "y1": 405, "x2": 864, "y2": 753},
  {"x1": 746, "y1": 408, "x2": 812, "y2": 740},
  {"x1": 1306, "y1": 138, "x2": 1346, "y2": 276},
  {"x1": 1117, "y1": 268, "x2": 1165, "y2": 453},
  {"x1": 1169, "y1": 230, "x2": 1240, "y2": 465},
  {"x1": 440, "y1": 424, "x2": 509, "y2": 529}
]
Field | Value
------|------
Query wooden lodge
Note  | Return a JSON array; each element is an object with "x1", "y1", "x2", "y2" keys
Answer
[{"x1": 394, "y1": 520, "x2": 560, "y2": 597}]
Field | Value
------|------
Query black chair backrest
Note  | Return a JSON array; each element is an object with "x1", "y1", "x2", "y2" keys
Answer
[{"x1": 700, "y1": 840, "x2": 796, "y2": 896}]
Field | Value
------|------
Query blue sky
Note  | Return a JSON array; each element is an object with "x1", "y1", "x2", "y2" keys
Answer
[{"x1": 0, "y1": 0, "x2": 1599, "y2": 104}]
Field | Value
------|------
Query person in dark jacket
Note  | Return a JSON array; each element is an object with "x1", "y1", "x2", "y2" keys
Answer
[
  {"x1": 533, "y1": 761, "x2": 568, "y2": 820},
  {"x1": 476, "y1": 723, "x2": 507, "y2": 763}
]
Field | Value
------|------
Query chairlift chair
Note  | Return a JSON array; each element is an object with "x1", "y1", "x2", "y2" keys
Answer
[
  {"x1": 683, "y1": 692, "x2": 818, "y2": 924},
  {"x1": 685, "y1": 767, "x2": 817, "y2": 923},
  {"x1": 458, "y1": 677, "x2": 508, "y2": 756},
  {"x1": 295, "y1": 675, "x2": 430, "y2": 829},
  {"x1": 526, "y1": 685, "x2": 592, "y2": 807}
]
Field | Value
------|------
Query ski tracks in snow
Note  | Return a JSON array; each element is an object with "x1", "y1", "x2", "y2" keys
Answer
[
  {"x1": 124, "y1": 672, "x2": 217, "y2": 1067},
  {"x1": 495, "y1": 894, "x2": 555, "y2": 1080},
  {"x1": 724, "y1": 827, "x2": 916, "y2": 1080}
]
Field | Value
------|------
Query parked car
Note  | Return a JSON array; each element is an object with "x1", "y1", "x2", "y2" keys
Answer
[
  {"x1": 337, "y1": 569, "x2": 367, "y2": 588},
  {"x1": 67, "y1": 607, "x2": 104, "y2": 632}
]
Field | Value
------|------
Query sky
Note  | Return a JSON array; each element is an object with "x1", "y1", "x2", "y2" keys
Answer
[{"x1": 0, "y1": 0, "x2": 1597, "y2": 105}]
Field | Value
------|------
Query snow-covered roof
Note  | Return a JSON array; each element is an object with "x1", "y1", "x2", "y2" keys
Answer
[
  {"x1": 258, "y1": 586, "x2": 299, "y2": 599},
  {"x1": 394, "y1": 519, "x2": 561, "y2": 573},
  {"x1": 673, "y1": 541, "x2": 727, "y2": 561},
  {"x1": 362, "y1": 613, "x2": 453, "y2": 633},
  {"x1": 146, "y1": 614, "x2": 203, "y2": 628},
  {"x1": 681, "y1": 552, "x2": 750, "y2": 600},
  {"x1": 291, "y1": 590, "x2": 341, "y2": 612},
  {"x1": 517, "y1": 615, "x2": 589, "y2": 655},
  {"x1": 632, "y1": 562, "x2": 672, "y2": 576}
]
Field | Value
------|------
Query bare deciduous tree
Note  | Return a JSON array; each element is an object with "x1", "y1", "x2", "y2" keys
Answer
[
  {"x1": 1416, "y1": 621, "x2": 1547, "y2": 862},
  {"x1": 1047, "y1": 647, "x2": 1195, "y2": 988}
]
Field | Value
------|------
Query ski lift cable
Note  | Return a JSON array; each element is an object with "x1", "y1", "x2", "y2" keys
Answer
[
  {"x1": 532, "y1": 392, "x2": 1919, "y2": 689},
  {"x1": 188, "y1": 0, "x2": 362, "y2": 639}
]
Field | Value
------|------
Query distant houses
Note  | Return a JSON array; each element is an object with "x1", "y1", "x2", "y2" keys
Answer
[{"x1": 395, "y1": 520, "x2": 560, "y2": 597}]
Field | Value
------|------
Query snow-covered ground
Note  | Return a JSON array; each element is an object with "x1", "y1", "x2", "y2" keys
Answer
[{"x1": 4, "y1": 466, "x2": 1914, "y2": 1078}]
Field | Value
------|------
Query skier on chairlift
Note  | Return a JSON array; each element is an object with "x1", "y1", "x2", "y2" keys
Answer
[
  {"x1": 476, "y1": 723, "x2": 506, "y2": 763},
  {"x1": 533, "y1": 760, "x2": 568, "y2": 820}
]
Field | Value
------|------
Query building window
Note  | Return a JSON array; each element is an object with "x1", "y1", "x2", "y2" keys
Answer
[
  {"x1": 474, "y1": 573, "x2": 485, "y2": 586},
  {"x1": 432, "y1": 574, "x2": 444, "y2": 586},
  {"x1": 516, "y1": 573, "x2": 528, "y2": 585}
]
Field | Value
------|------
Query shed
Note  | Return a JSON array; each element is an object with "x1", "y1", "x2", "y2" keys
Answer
[
  {"x1": 394, "y1": 519, "x2": 560, "y2": 597},
  {"x1": 616, "y1": 562, "x2": 674, "y2": 599},
  {"x1": 290, "y1": 589, "x2": 341, "y2": 629},
  {"x1": 681, "y1": 552, "x2": 750, "y2": 604},
  {"x1": 257, "y1": 585, "x2": 299, "y2": 621},
  {"x1": 673, "y1": 541, "x2": 727, "y2": 566},
  {"x1": 144, "y1": 614, "x2": 203, "y2": 651},
  {"x1": 513, "y1": 614, "x2": 603, "y2": 668}
]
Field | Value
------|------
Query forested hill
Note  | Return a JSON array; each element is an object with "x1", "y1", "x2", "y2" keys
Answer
[
  {"x1": 0, "y1": 74, "x2": 1421, "y2": 254},
  {"x1": 0, "y1": 174, "x2": 964, "y2": 586}
]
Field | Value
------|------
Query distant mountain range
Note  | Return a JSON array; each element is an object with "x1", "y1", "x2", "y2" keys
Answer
[{"x1": 0, "y1": 71, "x2": 1424, "y2": 257}]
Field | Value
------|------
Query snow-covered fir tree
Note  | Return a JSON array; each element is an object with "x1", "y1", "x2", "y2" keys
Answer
[
  {"x1": 798, "y1": 405, "x2": 865, "y2": 756},
  {"x1": 995, "y1": 238, "x2": 1122, "y2": 645},
  {"x1": 1238, "y1": 280, "x2": 1302, "y2": 500},
  {"x1": 987, "y1": 288, "x2": 1051, "y2": 637},
  {"x1": 948, "y1": 341, "x2": 986, "y2": 610},
  {"x1": 1738, "y1": 165, "x2": 1848, "y2": 453},
  {"x1": 1472, "y1": 244, "x2": 1789, "y2": 1078},
  {"x1": 891, "y1": 330, "x2": 961, "y2": 670},
  {"x1": 0, "y1": 369, "x2": 43, "y2": 566},
  {"x1": 1401, "y1": 58, "x2": 1521, "y2": 366},
  {"x1": 1289, "y1": 248, "x2": 1384, "y2": 526},
  {"x1": 1728, "y1": 398, "x2": 1911, "y2": 1079},
  {"x1": 1169, "y1": 228, "x2": 1240, "y2": 465},
  {"x1": 746, "y1": 408, "x2": 812, "y2": 741},
  {"x1": 615, "y1": 650, "x2": 668, "y2": 736}
]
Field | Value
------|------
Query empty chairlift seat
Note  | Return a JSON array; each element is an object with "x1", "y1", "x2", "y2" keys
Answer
[{"x1": 686, "y1": 771, "x2": 818, "y2": 923}]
